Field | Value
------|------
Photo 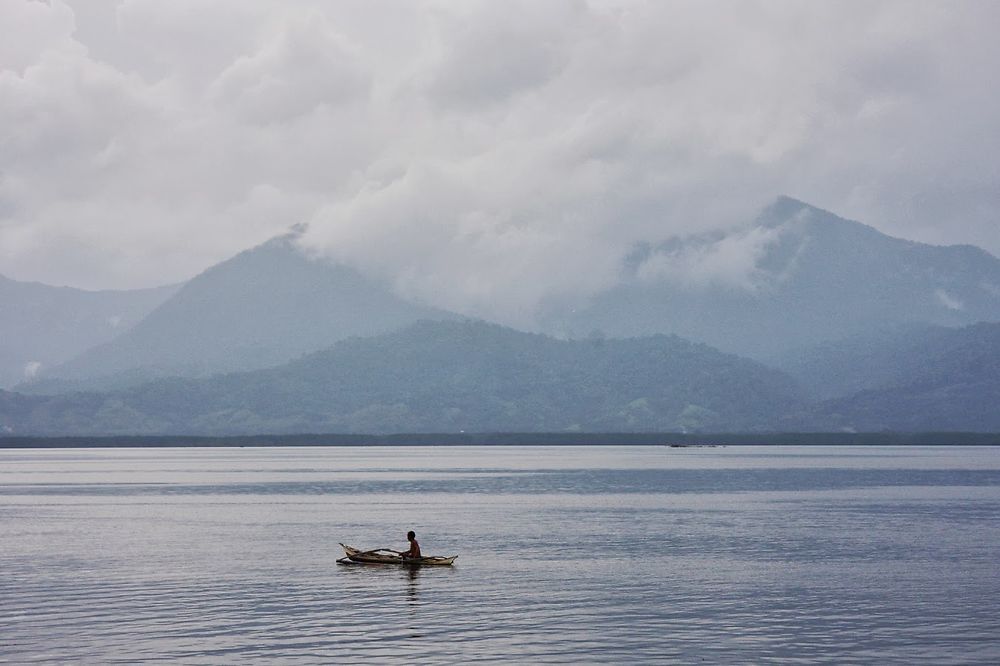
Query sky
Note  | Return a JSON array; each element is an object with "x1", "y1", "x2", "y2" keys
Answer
[{"x1": 2, "y1": 0, "x2": 999, "y2": 322}]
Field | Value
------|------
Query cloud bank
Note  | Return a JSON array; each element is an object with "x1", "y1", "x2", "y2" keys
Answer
[{"x1": 2, "y1": 0, "x2": 999, "y2": 325}]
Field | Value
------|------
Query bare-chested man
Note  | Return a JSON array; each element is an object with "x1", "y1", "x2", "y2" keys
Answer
[{"x1": 402, "y1": 530, "x2": 421, "y2": 559}]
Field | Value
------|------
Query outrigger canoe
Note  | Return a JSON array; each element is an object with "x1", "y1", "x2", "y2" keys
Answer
[{"x1": 337, "y1": 543, "x2": 457, "y2": 566}]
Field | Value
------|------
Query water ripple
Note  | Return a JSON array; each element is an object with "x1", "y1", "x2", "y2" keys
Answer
[{"x1": 2, "y1": 446, "x2": 999, "y2": 664}]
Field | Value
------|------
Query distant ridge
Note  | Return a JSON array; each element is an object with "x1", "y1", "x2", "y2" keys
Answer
[
  {"x1": 0, "y1": 274, "x2": 179, "y2": 389},
  {"x1": 814, "y1": 321, "x2": 1000, "y2": 431}
]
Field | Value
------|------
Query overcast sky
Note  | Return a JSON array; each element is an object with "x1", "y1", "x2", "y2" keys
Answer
[{"x1": 2, "y1": 0, "x2": 999, "y2": 321}]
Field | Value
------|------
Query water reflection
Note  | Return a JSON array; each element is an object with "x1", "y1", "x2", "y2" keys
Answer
[
  {"x1": 405, "y1": 567, "x2": 422, "y2": 638},
  {"x1": 406, "y1": 565, "x2": 420, "y2": 604}
]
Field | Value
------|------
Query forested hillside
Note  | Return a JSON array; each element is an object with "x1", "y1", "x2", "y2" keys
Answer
[{"x1": 0, "y1": 320, "x2": 804, "y2": 435}]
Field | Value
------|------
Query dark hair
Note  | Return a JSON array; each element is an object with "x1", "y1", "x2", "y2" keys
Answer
[{"x1": 407, "y1": 531, "x2": 416, "y2": 540}]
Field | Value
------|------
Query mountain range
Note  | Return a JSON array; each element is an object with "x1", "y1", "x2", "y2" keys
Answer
[{"x1": 2, "y1": 196, "x2": 999, "y2": 434}]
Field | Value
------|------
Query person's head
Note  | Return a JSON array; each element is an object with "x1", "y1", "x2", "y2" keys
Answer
[{"x1": 407, "y1": 530, "x2": 416, "y2": 541}]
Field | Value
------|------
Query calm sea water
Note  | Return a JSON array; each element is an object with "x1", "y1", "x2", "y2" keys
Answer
[{"x1": 1, "y1": 445, "x2": 999, "y2": 664}]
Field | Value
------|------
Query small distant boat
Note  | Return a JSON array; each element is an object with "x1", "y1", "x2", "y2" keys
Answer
[{"x1": 337, "y1": 543, "x2": 457, "y2": 566}]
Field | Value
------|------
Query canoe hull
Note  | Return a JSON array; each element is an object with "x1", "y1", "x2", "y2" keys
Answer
[{"x1": 339, "y1": 543, "x2": 457, "y2": 566}]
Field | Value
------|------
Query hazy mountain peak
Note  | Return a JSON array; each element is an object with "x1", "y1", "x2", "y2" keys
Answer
[
  {"x1": 542, "y1": 198, "x2": 1000, "y2": 358},
  {"x1": 35, "y1": 234, "x2": 458, "y2": 389},
  {"x1": 628, "y1": 198, "x2": 889, "y2": 291},
  {"x1": 756, "y1": 195, "x2": 815, "y2": 225},
  {"x1": 755, "y1": 196, "x2": 884, "y2": 240}
]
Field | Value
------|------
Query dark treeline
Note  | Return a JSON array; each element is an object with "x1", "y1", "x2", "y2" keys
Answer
[{"x1": 2, "y1": 432, "x2": 999, "y2": 449}]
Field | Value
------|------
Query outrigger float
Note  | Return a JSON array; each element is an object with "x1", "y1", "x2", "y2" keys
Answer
[{"x1": 337, "y1": 543, "x2": 457, "y2": 566}]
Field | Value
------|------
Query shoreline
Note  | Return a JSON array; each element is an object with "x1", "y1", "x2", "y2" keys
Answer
[{"x1": 2, "y1": 432, "x2": 1000, "y2": 448}]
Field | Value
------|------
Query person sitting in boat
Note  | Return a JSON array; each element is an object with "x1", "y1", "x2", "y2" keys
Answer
[{"x1": 402, "y1": 530, "x2": 421, "y2": 559}]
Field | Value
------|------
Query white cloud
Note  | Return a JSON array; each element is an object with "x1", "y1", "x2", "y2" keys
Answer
[
  {"x1": 23, "y1": 360, "x2": 42, "y2": 379},
  {"x1": 934, "y1": 288, "x2": 964, "y2": 311},
  {"x1": 0, "y1": 0, "x2": 998, "y2": 320},
  {"x1": 113, "y1": 0, "x2": 269, "y2": 85},
  {"x1": 635, "y1": 225, "x2": 793, "y2": 292},
  {"x1": 209, "y1": 11, "x2": 368, "y2": 124},
  {"x1": 420, "y1": 0, "x2": 578, "y2": 110},
  {"x1": 0, "y1": 0, "x2": 76, "y2": 72}
]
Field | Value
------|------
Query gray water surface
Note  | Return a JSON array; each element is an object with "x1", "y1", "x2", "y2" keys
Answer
[{"x1": 2, "y1": 445, "x2": 999, "y2": 664}]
